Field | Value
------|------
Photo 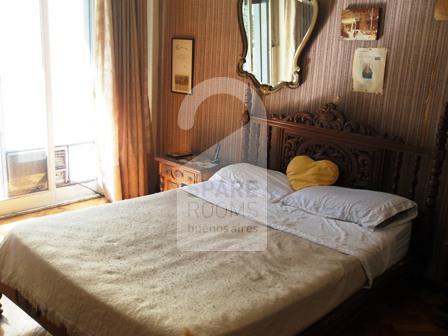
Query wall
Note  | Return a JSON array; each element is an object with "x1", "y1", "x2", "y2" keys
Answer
[
  {"x1": 157, "y1": 0, "x2": 448, "y2": 282},
  {"x1": 158, "y1": 0, "x2": 244, "y2": 162}
]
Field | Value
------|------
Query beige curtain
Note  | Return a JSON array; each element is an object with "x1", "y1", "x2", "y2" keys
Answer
[{"x1": 94, "y1": 0, "x2": 151, "y2": 201}]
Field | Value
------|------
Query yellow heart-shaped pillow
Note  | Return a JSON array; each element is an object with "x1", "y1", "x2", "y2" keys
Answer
[{"x1": 286, "y1": 156, "x2": 339, "y2": 191}]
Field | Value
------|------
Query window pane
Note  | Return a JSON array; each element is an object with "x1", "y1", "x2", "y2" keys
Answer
[
  {"x1": 0, "y1": 0, "x2": 47, "y2": 151},
  {"x1": 48, "y1": 0, "x2": 97, "y2": 187},
  {"x1": 0, "y1": 0, "x2": 49, "y2": 198},
  {"x1": 48, "y1": 0, "x2": 95, "y2": 146}
]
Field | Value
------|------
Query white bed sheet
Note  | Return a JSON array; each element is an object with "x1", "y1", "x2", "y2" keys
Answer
[{"x1": 185, "y1": 180, "x2": 412, "y2": 285}]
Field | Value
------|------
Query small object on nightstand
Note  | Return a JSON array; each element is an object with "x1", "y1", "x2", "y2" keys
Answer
[
  {"x1": 155, "y1": 155, "x2": 224, "y2": 192},
  {"x1": 212, "y1": 144, "x2": 221, "y2": 164},
  {"x1": 166, "y1": 151, "x2": 193, "y2": 159}
]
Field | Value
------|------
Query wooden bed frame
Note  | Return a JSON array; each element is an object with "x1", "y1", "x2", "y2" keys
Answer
[
  {"x1": 240, "y1": 87, "x2": 448, "y2": 334},
  {"x1": 1, "y1": 96, "x2": 447, "y2": 335}
]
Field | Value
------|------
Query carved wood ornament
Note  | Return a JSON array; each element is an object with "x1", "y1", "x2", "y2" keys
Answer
[
  {"x1": 278, "y1": 103, "x2": 376, "y2": 136},
  {"x1": 244, "y1": 103, "x2": 395, "y2": 189},
  {"x1": 278, "y1": 105, "x2": 385, "y2": 189},
  {"x1": 281, "y1": 135, "x2": 377, "y2": 188}
]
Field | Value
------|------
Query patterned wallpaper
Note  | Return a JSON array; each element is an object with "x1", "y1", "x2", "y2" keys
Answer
[{"x1": 157, "y1": 0, "x2": 448, "y2": 282}]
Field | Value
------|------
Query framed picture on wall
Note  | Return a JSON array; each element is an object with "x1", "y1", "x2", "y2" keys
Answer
[
  {"x1": 435, "y1": 0, "x2": 448, "y2": 20},
  {"x1": 171, "y1": 37, "x2": 194, "y2": 94},
  {"x1": 341, "y1": 7, "x2": 380, "y2": 40},
  {"x1": 352, "y1": 48, "x2": 387, "y2": 94}
]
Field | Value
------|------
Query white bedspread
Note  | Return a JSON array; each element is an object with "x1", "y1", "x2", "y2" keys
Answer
[{"x1": 0, "y1": 189, "x2": 370, "y2": 336}]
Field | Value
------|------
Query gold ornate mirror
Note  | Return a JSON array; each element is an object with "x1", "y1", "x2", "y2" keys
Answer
[{"x1": 238, "y1": 0, "x2": 318, "y2": 94}]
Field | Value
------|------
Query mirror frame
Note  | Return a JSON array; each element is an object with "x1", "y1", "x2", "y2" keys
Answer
[{"x1": 237, "y1": 0, "x2": 319, "y2": 95}]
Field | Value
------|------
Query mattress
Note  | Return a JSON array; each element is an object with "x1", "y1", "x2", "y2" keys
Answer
[{"x1": 0, "y1": 188, "x2": 410, "y2": 336}]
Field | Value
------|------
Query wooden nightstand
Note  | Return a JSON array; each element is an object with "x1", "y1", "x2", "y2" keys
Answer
[{"x1": 155, "y1": 156, "x2": 224, "y2": 192}]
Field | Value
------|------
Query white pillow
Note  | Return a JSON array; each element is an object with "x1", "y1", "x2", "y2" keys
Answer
[
  {"x1": 281, "y1": 186, "x2": 418, "y2": 229},
  {"x1": 210, "y1": 163, "x2": 293, "y2": 202}
]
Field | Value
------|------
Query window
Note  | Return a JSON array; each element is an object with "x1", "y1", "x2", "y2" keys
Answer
[{"x1": 0, "y1": 0, "x2": 99, "y2": 215}]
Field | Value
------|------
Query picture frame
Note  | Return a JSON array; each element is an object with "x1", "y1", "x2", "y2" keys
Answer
[
  {"x1": 435, "y1": 0, "x2": 448, "y2": 21},
  {"x1": 341, "y1": 7, "x2": 380, "y2": 41},
  {"x1": 171, "y1": 37, "x2": 195, "y2": 94},
  {"x1": 352, "y1": 48, "x2": 387, "y2": 95}
]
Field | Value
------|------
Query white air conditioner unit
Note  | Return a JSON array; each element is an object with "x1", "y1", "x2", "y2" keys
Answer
[
  {"x1": 55, "y1": 146, "x2": 69, "y2": 187},
  {"x1": 6, "y1": 147, "x2": 70, "y2": 197},
  {"x1": 6, "y1": 149, "x2": 48, "y2": 197}
]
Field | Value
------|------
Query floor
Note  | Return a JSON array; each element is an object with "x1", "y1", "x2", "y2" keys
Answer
[
  {"x1": 344, "y1": 284, "x2": 448, "y2": 336},
  {"x1": 0, "y1": 198, "x2": 447, "y2": 336},
  {"x1": 0, "y1": 197, "x2": 108, "y2": 225}
]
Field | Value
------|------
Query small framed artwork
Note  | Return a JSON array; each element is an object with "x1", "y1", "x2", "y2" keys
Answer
[
  {"x1": 352, "y1": 48, "x2": 387, "y2": 95},
  {"x1": 435, "y1": 0, "x2": 448, "y2": 20},
  {"x1": 171, "y1": 37, "x2": 194, "y2": 94},
  {"x1": 341, "y1": 7, "x2": 380, "y2": 40}
]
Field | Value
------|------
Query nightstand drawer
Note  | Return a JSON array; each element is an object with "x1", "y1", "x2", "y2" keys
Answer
[
  {"x1": 156, "y1": 156, "x2": 223, "y2": 192},
  {"x1": 159, "y1": 164, "x2": 196, "y2": 184},
  {"x1": 172, "y1": 168, "x2": 196, "y2": 185}
]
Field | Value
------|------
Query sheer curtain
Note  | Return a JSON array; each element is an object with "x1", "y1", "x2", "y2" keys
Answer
[
  {"x1": 270, "y1": 0, "x2": 296, "y2": 83},
  {"x1": 94, "y1": 0, "x2": 151, "y2": 201}
]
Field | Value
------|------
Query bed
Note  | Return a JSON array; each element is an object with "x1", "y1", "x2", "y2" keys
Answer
[{"x1": 0, "y1": 101, "x2": 447, "y2": 336}]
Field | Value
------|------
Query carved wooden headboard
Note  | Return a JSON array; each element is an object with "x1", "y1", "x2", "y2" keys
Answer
[
  {"x1": 243, "y1": 102, "x2": 430, "y2": 194},
  {"x1": 241, "y1": 88, "x2": 448, "y2": 259}
]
